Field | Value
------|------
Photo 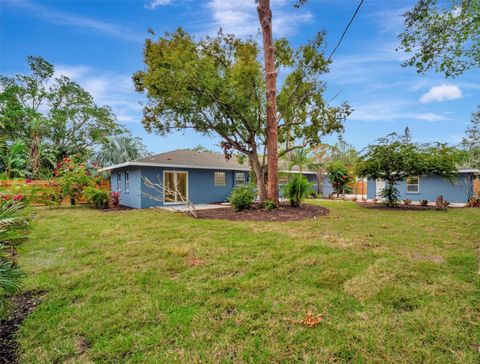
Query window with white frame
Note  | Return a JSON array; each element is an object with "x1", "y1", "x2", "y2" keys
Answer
[
  {"x1": 406, "y1": 176, "x2": 419, "y2": 193},
  {"x1": 278, "y1": 175, "x2": 289, "y2": 185},
  {"x1": 117, "y1": 172, "x2": 122, "y2": 192},
  {"x1": 214, "y1": 171, "x2": 226, "y2": 186},
  {"x1": 125, "y1": 171, "x2": 130, "y2": 193},
  {"x1": 235, "y1": 172, "x2": 245, "y2": 186}
]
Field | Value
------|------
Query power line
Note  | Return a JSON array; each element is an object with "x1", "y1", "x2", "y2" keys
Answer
[{"x1": 327, "y1": 0, "x2": 365, "y2": 62}]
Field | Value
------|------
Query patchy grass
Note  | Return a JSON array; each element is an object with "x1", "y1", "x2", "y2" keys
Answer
[{"x1": 15, "y1": 201, "x2": 480, "y2": 363}]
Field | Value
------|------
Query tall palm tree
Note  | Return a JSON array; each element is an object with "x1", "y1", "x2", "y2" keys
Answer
[{"x1": 96, "y1": 135, "x2": 147, "y2": 167}]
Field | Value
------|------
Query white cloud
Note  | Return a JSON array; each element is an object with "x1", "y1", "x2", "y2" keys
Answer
[
  {"x1": 348, "y1": 99, "x2": 449, "y2": 123},
  {"x1": 146, "y1": 0, "x2": 172, "y2": 10},
  {"x1": 420, "y1": 84, "x2": 462, "y2": 103},
  {"x1": 55, "y1": 64, "x2": 142, "y2": 124},
  {"x1": 204, "y1": 0, "x2": 312, "y2": 37},
  {"x1": 5, "y1": 0, "x2": 143, "y2": 42}
]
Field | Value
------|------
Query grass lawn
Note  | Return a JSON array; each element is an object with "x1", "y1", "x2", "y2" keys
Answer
[{"x1": 16, "y1": 201, "x2": 480, "y2": 363}]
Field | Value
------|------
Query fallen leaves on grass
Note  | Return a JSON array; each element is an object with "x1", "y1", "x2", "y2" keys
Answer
[
  {"x1": 284, "y1": 311, "x2": 323, "y2": 328},
  {"x1": 187, "y1": 257, "x2": 204, "y2": 267}
]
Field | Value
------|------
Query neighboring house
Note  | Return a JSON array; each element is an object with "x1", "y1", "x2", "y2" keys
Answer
[
  {"x1": 100, "y1": 149, "x2": 328, "y2": 209},
  {"x1": 366, "y1": 167, "x2": 480, "y2": 204}
]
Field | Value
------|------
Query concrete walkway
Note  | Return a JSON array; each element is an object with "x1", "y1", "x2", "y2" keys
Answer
[{"x1": 157, "y1": 203, "x2": 229, "y2": 212}]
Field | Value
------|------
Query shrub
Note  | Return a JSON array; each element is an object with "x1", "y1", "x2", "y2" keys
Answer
[
  {"x1": 264, "y1": 199, "x2": 276, "y2": 211},
  {"x1": 282, "y1": 175, "x2": 314, "y2": 207},
  {"x1": 54, "y1": 158, "x2": 94, "y2": 206},
  {"x1": 111, "y1": 192, "x2": 120, "y2": 208},
  {"x1": 228, "y1": 186, "x2": 255, "y2": 211},
  {"x1": 420, "y1": 200, "x2": 429, "y2": 206},
  {"x1": 378, "y1": 183, "x2": 400, "y2": 207},
  {"x1": 0, "y1": 201, "x2": 31, "y2": 317},
  {"x1": 84, "y1": 187, "x2": 109, "y2": 209},
  {"x1": 403, "y1": 199, "x2": 412, "y2": 206},
  {"x1": 327, "y1": 161, "x2": 353, "y2": 197}
]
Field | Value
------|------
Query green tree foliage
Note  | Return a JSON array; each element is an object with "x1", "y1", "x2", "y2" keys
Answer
[
  {"x1": 282, "y1": 174, "x2": 314, "y2": 207},
  {"x1": 461, "y1": 106, "x2": 480, "y2": 168},
  {"x1": 0, "y1": 139, "x2": 29, "y2": 178},
  {"x1": 327, "y1": 161, "x2": 353, "y2": 197},
  {"x1": 96, "y1": 134, "x2": 147, "y2": 167},
  {"x1": 55, "y1": 158, "x2": 94, "y2": 206},
  {"x1": 133, "y1": 29, "x2": 350, "y2": 201},
  {"x1": 0, "y1": 56, "x2": 121, "y2": 178},
  {"x1": 286, "y1": 147, "x2": 318, "y2": 174},
  {"x1": 398, "y1": 0, "x2": 480, "y2": 77},
  {"x1": 356, "y1": 133, "x2": 460, "y2": 207}
]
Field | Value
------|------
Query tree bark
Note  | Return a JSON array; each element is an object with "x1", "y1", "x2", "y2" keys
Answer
[
  {"x1": 30, "y1": 131, "x2": 41, "y2": 178},
  {"x1": 249, "y1": 153, "x2": 268, "y2": 203},
  {"x1": 257, "y1": 0, "x2": 279, "y2": 206}
]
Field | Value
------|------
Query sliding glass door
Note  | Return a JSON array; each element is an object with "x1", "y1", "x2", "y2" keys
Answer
[{"x1": 163, "y1": 171, "x2": 188, "y2": 203}]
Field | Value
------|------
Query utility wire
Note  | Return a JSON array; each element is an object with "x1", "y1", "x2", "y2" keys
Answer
[{"x1": 327, "y1": 0, "x2": 365, "y2": 62}]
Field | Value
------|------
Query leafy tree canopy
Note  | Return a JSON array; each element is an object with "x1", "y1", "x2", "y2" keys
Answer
[
  {"x1": 398, "y1": 0, "x2": 480, "y2": 77},
  {"x1": 133, "y1": 28, "x2": 351, "y2": 200},
  {"x1": 0, "y1": 56, "x2": 122, "y2": 178},
  {"x1": 356, "y1": 132, "x2": 461, "y2": 206},
  {"x1": 461, "y1": 106, "x2": 480, "y2": 168}
]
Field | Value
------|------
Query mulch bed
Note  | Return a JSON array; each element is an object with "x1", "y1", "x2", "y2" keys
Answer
[
  {"x1": 358, "y1": 202, "x2": 439, "y2": 211},
  {"x1": 0, "y1": 291, "x2": 45, "y2": 364},
  {"x1": 100, "y1": 205, "x2": 133, "y2": 213},
  {"x1": 196, "y1": 203, "x2": 329, "y2": 221}
]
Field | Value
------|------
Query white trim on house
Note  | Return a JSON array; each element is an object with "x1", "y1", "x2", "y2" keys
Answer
[
  {"x1": 162, "y1": 170, "x2": 189, "y2": 205},
  {"x1": 235, "y1": 172, "x2": 246, "y2": 186},
  {"x1": 406, "y1": 176, "x2": 420, "y2": 194},
  {"x1": 99, "y1": 161, "x2": 319, "y2": 175}
]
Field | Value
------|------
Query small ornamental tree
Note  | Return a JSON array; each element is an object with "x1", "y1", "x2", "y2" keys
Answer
[
  {"x1": 327, "y1": 161, "x2": 353, "y2": 197},
  {"x1": 356, "y1": 133, "x2": 459, "y2": 207},
  {"x1": 54, "y1": 158, "x2": 93, "y2": 206}
]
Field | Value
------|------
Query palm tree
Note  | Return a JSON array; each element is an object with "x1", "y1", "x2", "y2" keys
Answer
[
  {"x1": 287, "y1": 148, "x2": 319, "y2": 174},
  {"x1": 96, "y1": 135, "x2": 147, "y2": 167},
  {"x1": 0, "y1": 201, "x2": 31, "y2": 315}
]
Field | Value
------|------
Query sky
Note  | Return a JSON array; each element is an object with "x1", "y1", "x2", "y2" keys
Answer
[{"x1": 1, "y1": 0, "x2": 479, "y2": 154}]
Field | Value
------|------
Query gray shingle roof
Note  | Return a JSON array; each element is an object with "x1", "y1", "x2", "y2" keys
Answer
[
  {"x1": 100, "y1": 149, "x2": 318, "y2": 174},
  {"x1": 135, "y1": 149, "x2": 249, "y2": 170}
]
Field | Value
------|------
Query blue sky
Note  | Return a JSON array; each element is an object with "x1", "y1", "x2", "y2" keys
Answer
[{"x1": 1, "y1": 0, "x2": 479, "y2": 154}]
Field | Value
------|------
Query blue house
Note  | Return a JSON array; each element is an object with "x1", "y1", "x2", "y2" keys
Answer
[
  {"x1": 366, "y1": 167, "x2": 479, "y2": 204},
  {"x1": 101, "y1": 149, "x2": 325, "y2": 209}
]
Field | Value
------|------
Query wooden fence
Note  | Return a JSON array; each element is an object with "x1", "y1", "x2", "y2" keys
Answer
[
  {"x1": 475, "y1": 178, "x2": 480, "y2": 195},
  {"x1": 0, "y1": 179, "x2": 110, "y2": 205},
  {"x1": 352, "y1": 180, "x2": 367, "y2": 195}
]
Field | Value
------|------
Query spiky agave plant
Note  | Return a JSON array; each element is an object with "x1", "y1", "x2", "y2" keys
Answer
[{"x1": 0, "y1": 200, "x2": 31, "y2": 315}]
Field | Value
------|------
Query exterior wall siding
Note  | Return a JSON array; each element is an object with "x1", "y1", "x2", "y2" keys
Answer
[
  {"x1": 320, "y1": 175, "x2": 334, "y2": 197},
  {"x1": 366, "y1": 173, "x2": 475, "y2": 203},
  {"x1": 139, "y1": 167, "x2": 249, "y2": 208},
  {"x1": 110, "y1": 167, "x2": 142, "y2": 208}
]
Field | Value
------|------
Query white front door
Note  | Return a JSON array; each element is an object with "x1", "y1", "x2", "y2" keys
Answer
[{"x1": 375, "y1": 179, "x2": 385, "y2": 198}]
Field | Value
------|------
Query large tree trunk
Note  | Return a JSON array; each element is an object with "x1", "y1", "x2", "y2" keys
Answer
[
  {"x1": 257, "y1": 0, "x2": 279, "y2": 206},
  {"x1": 249, "y1": 153, "x2": 268, "y2": 203},
  {"x1": 29, "y1": 131, "x2": 41, "y2": 178}
]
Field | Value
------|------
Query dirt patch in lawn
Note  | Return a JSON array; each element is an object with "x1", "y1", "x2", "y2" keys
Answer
[
  {"x1": 357, "y1": 202, "x2": 439, "y2": 211},
  {"x1": 0, "y1": 290, "x2": 45, "y2": 364},
  {"x1": 196, "y1": 203, "x2": 329, "y2": 221}
]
